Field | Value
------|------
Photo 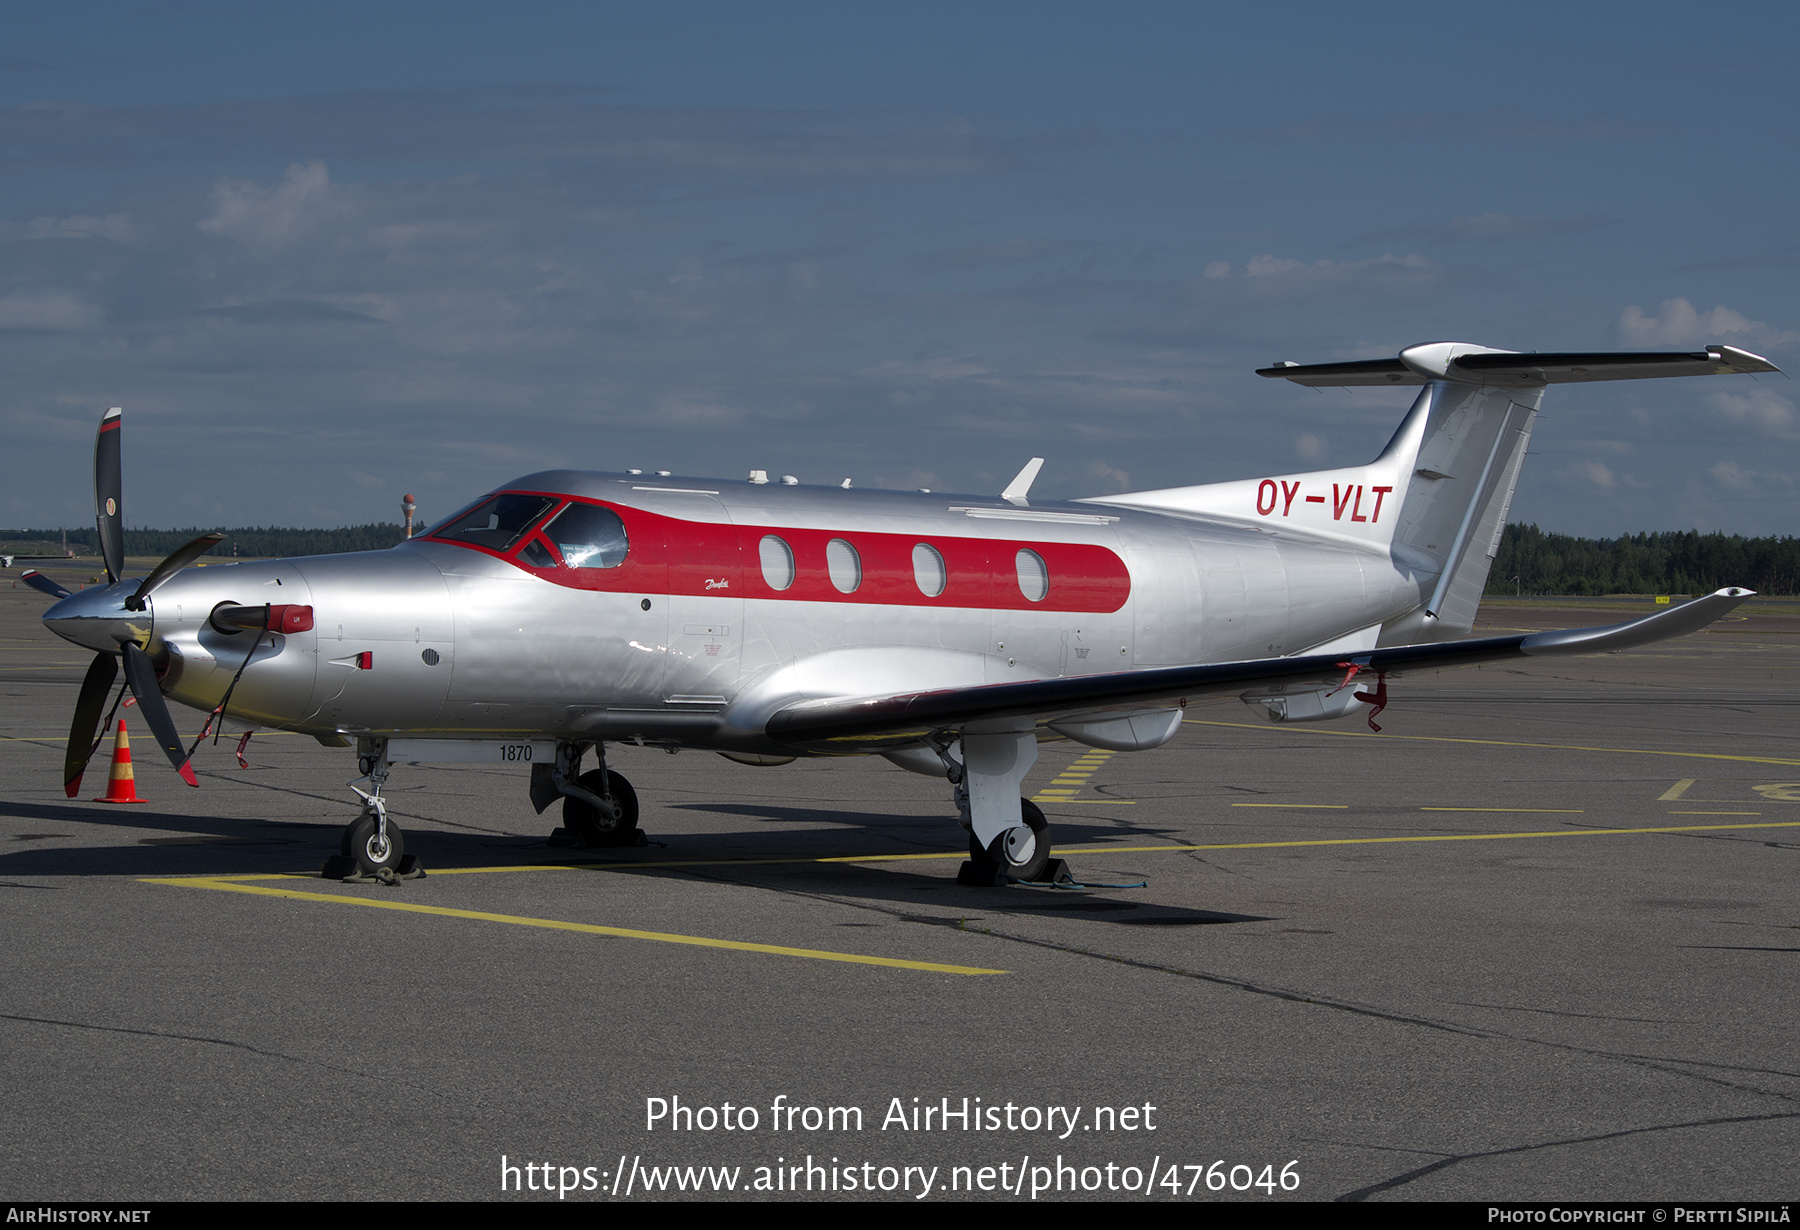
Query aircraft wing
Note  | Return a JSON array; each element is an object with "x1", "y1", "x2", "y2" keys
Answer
[{"x1": 765, "y1": 588, "x2": 1753, "y2": 752}]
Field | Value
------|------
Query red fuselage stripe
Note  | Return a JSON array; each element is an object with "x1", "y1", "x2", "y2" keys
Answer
[{"x1": 433, "y1": 494, "x2": 1133, "y2": 614}]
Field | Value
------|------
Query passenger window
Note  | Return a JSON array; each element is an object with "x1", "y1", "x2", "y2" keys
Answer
[
  {"x1": 912, "y1": 543, "x2": 945, "y2": 597},
  {"x1": 544, "y1": 502, "x2": 630, "y2": 569},
  {"x1": 827, "y1": 538, "x2": 861, "y2": 593},
  {"x1": 1016, "y1": 549, "x2": 1048, "y2": 602},
  {"x1": 432, "y1": 494, "x2": 555, "y2": 552},
  {"x1": 759, "y1": 535, "x2": 795, "y2": 590}
]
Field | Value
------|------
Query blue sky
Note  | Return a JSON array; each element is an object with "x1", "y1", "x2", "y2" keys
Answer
[{"x1": 2, "y1": 1, "x2": 1796, "y2": 535}]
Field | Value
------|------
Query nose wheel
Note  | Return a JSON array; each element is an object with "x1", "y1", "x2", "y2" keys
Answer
[
  {"x1": 343, "y1": 810, "x2": 407, "y2": 876},
  {"x1": 321, "y1": 740, "x2": 423, "y2": 882}
]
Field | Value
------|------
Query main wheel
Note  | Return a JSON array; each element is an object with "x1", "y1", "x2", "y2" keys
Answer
[
  {"x1": 563, "y1": 769, "x2": 640, "y2": 847},
  {"x1": 969, "y1": 798, "x2": 1051, "y2": 882},
  {"x1": 345, "y1": 812, "x2": 405, "y2": 876}
]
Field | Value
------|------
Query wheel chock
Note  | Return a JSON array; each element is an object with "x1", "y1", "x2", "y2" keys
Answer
[
  {"x1": 318, "y1": 853, "x2": 425, "y2": 883},
  {"x1": 957, "y1": 857, "x2": 1077, "y2": 888},
  {"x1": 956, "y1": 860, "x2": 1004, "y2": 887}
]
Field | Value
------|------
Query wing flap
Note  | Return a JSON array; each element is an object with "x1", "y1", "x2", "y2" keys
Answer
[{"x1": 765, "y1": 589, "x2": 1754, "y2": 752}]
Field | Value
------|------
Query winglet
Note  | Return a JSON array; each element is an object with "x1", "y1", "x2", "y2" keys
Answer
[{"x1": 1001, "y1": 457, "x2": 1045, "y2": 506}]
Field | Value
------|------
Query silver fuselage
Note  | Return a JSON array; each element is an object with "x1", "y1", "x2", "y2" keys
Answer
[{"x1": 42, "y1": 470, "x2": 1427, "y2": 755}]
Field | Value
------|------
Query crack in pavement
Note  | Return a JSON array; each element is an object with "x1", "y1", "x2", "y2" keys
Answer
[
  {"x1": 0, "y1": 1011, "x2": 458, "y2": 1101},
  {"x1": 1451, "y1": 1000, "x2": 1695, "y2": 1025},
  {"x1": 955, "y1": 922, "x2": 1800, "y2": 1103},
  {"x1": 1333, "y1": 1110, "x2": 1800, "y2": 1201}
]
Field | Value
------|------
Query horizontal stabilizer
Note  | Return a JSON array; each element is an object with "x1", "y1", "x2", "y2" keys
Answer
[{"x1": 1259, "y1": 343, "x2": 1779, "y2": 388}]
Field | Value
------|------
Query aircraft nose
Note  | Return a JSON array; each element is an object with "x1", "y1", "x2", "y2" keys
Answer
[{"x1": 42, "y1": 581, "x2": 148, "y2": 653}]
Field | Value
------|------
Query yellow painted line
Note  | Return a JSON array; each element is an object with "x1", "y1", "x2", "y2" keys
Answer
[
  {"x1": 1660, "y1": 779, "x2": 1698, "y2": 801},
  {"x1": 1232, "y1": 802, "x2": 1348, "y2": 809},
  {"x1": 1183, "y1": 719, "x2": 1800, "y2": 767},
  {"x1": 1033, "y1": 799, "x2": 1136, "y2": 805},
  {"x1": 192, "y1": 816, "x2": 1800, "y2": 882},
  {"x1": 120, "y1": 814, "x2": 1800, "y2": 909},
  {"x1": 1420, "y1": 807, "x2": 1584, "y2": 813},
  {"x1": 1030, "y1": 819, "x2": 1800, "y2": 855},
  {"x1": 141, "y1": 877, "x2": 1004, "y2": 976}
]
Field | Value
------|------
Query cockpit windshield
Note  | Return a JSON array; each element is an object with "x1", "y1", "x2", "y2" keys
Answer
[
  {"x1": 543, "y1": 502, "x2": 630, "y2": 568},
  {"x1": 429, "y1": 494, "x2": 555, "y2": 552}
]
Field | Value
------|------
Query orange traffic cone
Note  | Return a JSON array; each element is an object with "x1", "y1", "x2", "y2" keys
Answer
[{"x1": 93, "y1": 720, "x2": 145, "y2": 804}]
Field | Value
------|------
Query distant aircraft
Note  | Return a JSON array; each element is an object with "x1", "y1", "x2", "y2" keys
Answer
[{"x1": 28, "y1": 344, "x2": 1775, "y2": 882}]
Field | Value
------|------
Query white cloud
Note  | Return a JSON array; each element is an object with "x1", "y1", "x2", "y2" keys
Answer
[
  {"x1": 1194, "y1": 253, "x2": 1436, "y2": 301},
  {"x1": 1365, "y1": 212, "x2": 1613, "y2": 245},
  {"x1": 1219, "y1": 252, "x2": 1430, "y2": 279},
  {"x1": 1709, "y1": 388, "x2": 1800, "y2": 441},
  {"x1": 658, "y1": 396, "x2": 746, "y2": 427},
  {"x1": 199, "y1": 161, "x2": 342, "y2": 250},
  {"x1": 1085, "y1": 460, "x2": 1132, "y2": 492},
  {"x1": 1615, "y1": 297, "x2": 1798, "y2": 351},
  {"x1": 1708, "y1": 460, "x2": 1757, "y2": 492},
  {"x1": 6, "y1": 213, "x2": 150, "y2": 243},
  {"x1": 866, "y1": 355, "x2": 991, "y2": 380},
  {"x1": 0, "y1": 290, "x2": 102, "y2": 330},
  {"x1": 1573, "y1": 461, "x2": 1617, "y2": 490},
  {"x1": 1707, "y1": 460, "x2": 1793, "y2": 492},
  {"x1": 1295, "y1": 432, "x2": 1328, "y2": 462}
]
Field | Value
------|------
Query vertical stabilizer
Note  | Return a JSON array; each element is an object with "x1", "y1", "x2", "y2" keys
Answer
[{"x1": 1380, "y1": 381, "x2": 1540, "y2": 641}]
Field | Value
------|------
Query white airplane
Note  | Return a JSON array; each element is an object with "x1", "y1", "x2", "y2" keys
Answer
[{"x1": 29, "y1": 342, "x2": 1776, "y2": 883}]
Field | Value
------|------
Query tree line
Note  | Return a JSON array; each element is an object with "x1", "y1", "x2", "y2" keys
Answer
[
  {"x1": 1489, "y1": 523, "x2": 1800, "y2": 596},
  {"x1": 0, "y1": 525, "x2": 409, "y2": 558}
]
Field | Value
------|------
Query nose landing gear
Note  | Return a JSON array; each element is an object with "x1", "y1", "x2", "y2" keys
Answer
[{"x1": 321, "y1": 739, "x2": 424, "y2": 882}]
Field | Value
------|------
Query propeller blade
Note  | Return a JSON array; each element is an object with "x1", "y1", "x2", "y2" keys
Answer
[
  {"x1": 94, "y1": 406, "x2": 124, "y2": 586},
  {"x1": 125, "y1": 532, "x2": 225, "y2": 612},
  {"x1": 120, "y1": 642, "x2": 198, "y2": 787},
  {"x1": 20, "y1": 569, "x2": 72, "y2": 600},
  {"x1": 63, "y1": 652, "x2": 118, "y2": 798}
]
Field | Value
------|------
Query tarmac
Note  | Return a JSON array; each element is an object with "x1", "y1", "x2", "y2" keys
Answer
[{"x1": 2, "y1": 565, "x2": 1796, "y2": 1202}]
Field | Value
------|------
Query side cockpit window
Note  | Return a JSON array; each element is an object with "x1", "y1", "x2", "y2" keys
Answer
[
  {"x1": 431, "y1": 494, "x2": 555, "y2": 553},
  {"x1": 544, "y1": 502, "x2": 630, "y2": 569}
]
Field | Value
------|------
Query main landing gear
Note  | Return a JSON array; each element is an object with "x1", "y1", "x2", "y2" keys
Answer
[
  {"x1": 321, "y1": 739, "x2": 424, "y2": 883},
  {"x1": 536, "y1": 741, "x2": 646, "y2": 849},
  {"x1": 936, "y1": 730, "x2": 1070, "y2": 887}
]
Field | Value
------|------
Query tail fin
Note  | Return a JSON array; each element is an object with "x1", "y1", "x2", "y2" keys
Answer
[
  {"x1": 1091, "y1": 341, "x2": 1780, "y2": 641},
  {"x1": 1379, "y1": 378, "x2": 1537, "y2": 640}
]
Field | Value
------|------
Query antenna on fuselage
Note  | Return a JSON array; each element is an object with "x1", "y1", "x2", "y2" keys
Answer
[{"x1": 1001, "y1": 457, "x2": 1045, "y2": 505}]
